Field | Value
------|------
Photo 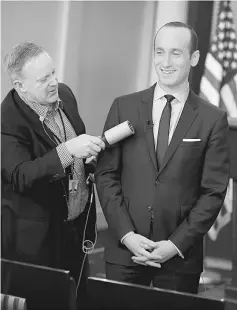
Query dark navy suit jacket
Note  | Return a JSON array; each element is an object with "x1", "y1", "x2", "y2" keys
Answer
[{"x1": 95, "y1": 84, "x2": 229, "y2": 274}]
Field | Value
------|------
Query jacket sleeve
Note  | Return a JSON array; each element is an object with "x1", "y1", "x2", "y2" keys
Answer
[
  {"x1": 1, "y1": 124, "x2": 65, "y2": 195},
  {"x1": 170, "y1": 111, "x2": 230, "y2": 254},
  {"x1": 95, "y1": 99, "x2": 135, "y2": 242}
]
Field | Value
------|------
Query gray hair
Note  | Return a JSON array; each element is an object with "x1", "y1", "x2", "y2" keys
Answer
[{"x1": 4, "y1": 41, "x2": 45, "y2": 83}]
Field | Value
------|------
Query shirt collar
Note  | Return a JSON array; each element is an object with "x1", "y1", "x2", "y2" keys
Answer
[
  {"x1": 154, "y1": 82, "x2": 190, "y2": 105},
  {"x1": 17, "y1": 91, "x2": 63, "y2": 119}
]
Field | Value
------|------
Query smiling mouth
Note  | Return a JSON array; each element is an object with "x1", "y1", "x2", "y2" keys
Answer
[{"x1": 161, "y1": 69, "x2": 176, "y2": 74}]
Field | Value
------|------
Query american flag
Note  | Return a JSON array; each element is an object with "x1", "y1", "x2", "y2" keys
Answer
[
  {"x1": 200, "y1": 0, "x2": 236, "y2": 241},
  {"x1": 200, "y1": 0, "x2": 237, "y2": 117}
]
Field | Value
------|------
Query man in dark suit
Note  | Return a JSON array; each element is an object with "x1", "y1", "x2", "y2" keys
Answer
[
  {"x1": 1, "y1": 42, "x2": 105, "y2": 304},
  {"x1": 95, "y1": 22, "x2": 229, "y2": 294}
]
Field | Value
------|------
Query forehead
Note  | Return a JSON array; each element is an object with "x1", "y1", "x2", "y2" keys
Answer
[
  {"x1": 155, "y1": 26, "x2": 191, "y2": 50},
  {"x1": 23, "y1": 52, "x2": 53, "y2": 79}
]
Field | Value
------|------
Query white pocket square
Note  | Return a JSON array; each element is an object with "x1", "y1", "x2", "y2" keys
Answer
[{"x1": 182, "y1": 138, "x2": 201, "y2": 142}]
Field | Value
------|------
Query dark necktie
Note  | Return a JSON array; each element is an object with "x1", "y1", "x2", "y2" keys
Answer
[{"x1": 156, "y1": 94, "x2": 175, "y2": 167}]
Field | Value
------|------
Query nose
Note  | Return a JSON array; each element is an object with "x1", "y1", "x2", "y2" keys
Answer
[
  {"x1": 163, "y1": 54, "x2": 172, "y2": 67},
  {"x1": 49, "y1": 73, "x2": 58, "y2": 87}
]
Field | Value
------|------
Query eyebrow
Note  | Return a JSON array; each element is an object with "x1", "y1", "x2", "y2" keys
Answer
[{"x1": 37, "y1": 68, "x2": 55, "y2": 82}]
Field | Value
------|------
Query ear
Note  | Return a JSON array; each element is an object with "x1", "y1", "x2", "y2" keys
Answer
[
  {"x1": 190, "y1": 50, "x2": 200, "y2": 67},
  {"x1": 13, "y1": 79, "x2": 27, "y2": 93}
]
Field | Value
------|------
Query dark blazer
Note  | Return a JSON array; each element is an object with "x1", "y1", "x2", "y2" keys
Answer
[
  {"x1": 1, "y1": 83, "x2": 96, "y2": 267},
  {"x1": 95, "y1": 84, "x2": 229, "y2": 274}
]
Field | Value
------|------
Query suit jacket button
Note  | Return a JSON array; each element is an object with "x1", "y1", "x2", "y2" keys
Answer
[{"x1": 155, "y1": 180, "x2": 160, "y2": 185}]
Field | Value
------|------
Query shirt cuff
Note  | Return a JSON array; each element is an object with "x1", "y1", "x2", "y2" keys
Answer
[
  {"x1": 168, "y1": 240, "x2": 184, "y2": 259},
  {"x1": 121, "y1": 231, "x2": 135, "y2": 244},
  {"x1": 56, "y1": 143, "x2": 74, "y2": 169}
]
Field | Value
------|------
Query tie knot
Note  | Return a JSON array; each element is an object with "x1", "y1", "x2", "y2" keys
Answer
[{"x1": 164, "y1": 94, "x2": 175, "y2": 104}]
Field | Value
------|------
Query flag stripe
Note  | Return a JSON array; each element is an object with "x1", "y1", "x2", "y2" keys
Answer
[
  {"x1": 221, "y1": 84, "x2": 237, "y2": 117},
  {"x1": 202, "y1": 67, "x2": 221, "y2": 92},
  {"x1": 234, "y1": 73, "x2": 237, "y2": 85},
  {"x1": 229, "y1": 74, "x2": 237, "y2": 103},
  {"x1": 205, "y1": 53, "x2": 223, "y2": 82},
  {"x1": 199, "y1": 91, "x2": 209, "y2": 102},
  {"x1": 200, "y1": 76, "x2": 220, "y2": 106},
  {"x1": 219, "y1": 97, "x2": 226, "y2": 114}
]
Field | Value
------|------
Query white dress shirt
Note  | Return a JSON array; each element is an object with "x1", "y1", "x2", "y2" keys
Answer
[{"x1": 153, "y1": 82, "x2": 190, "y2": 148}]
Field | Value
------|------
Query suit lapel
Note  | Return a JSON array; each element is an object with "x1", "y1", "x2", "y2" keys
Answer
[
  {"x1": 14, "y1": 93, "x2": 57, "y2": 148},
  {"x1": 139, "y1": 83, "x2": 158, "y2": 172},
  {"x1": 158, "y1": 90, "x2": 199, "y2": 175},
  {"x1": 61, "y1": 95, "x2": 83, "y2": 136}
]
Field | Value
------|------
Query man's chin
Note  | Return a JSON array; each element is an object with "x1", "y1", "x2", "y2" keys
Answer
[
  {"x1": 158, "y1": 79, "x2": 174, "y2": 87},
  {"x1": 159, "y1": 75, "x2": 176, "y2": 84},
  {"x1": 48, "y1": 92, "x2": 59, "y2": 102}
]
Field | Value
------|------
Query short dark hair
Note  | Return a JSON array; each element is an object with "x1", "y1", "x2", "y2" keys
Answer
[
  {"x1": 4, "y1": 41, "x2": 46, "y2": 83},
  {"x1": 154, "y1": 21, "x2": 199, "y2": 54}
]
